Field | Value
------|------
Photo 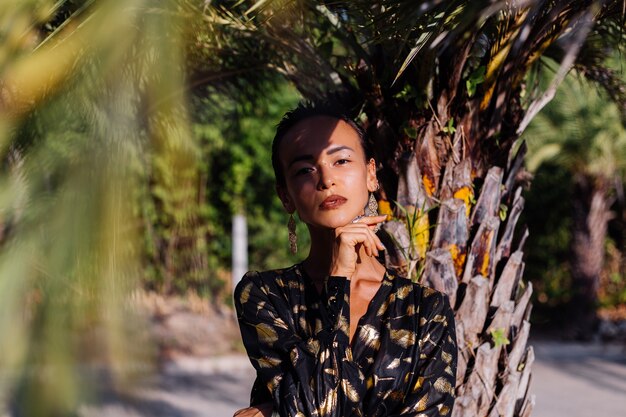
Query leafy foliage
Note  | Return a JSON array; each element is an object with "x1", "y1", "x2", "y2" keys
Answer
[
  {"x1": 522, "y1": 162, "x2": 574, "y2": 308},
  {"x1": 525, "y1": 70, "x2": 626, "y2": 179},
  {"x1": 522, "y1": 69, "x2": 626, "y2": 322},
  {"x1": 186, "y1": 84, "x2": 306, "y2": 278},
  {"x1": 200, "y1": 0, "x2": 626, "y2": 206}
]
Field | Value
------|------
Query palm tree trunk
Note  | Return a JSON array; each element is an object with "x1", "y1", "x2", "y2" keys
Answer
[
  {"x1": 377, "y1": 131, "x2": 535, "y2": 417},
  {"x1": 569, "y1": 174, "x2": 612, "y2": 335}
]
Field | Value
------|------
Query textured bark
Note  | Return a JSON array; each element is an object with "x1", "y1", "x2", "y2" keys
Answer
[{"x1": 387, "y1": 142, "x2": 534, "y2": 417}]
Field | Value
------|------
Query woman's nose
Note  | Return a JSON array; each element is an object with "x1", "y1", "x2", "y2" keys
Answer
[{"x1": 317, "y1": 166, "x2": 335, "y2": 189}]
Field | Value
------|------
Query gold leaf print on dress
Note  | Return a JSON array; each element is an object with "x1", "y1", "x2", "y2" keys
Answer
[
  {"x1": 315, "y1": 318, "x2": 323, "y2": 334},
  {"x1": 419, "y1": 332, "x2": 434, "y2": 350},
  {"x1": 290, "y1": 348, "x2": 299, "y2": 364},
  {"x1": 255, "y1": 355, "x2": 281, "y2": 368},
  {"x1": 377, "y1": 299, "x2": 390, "y2": 316},
  {"x1": 306, "y1": 338, "x2": 320, "y2": 355},
  {"x1": 274, "y1": 318, "x2": 289, "y2": 330},
  {"x1": 396, "y1": 285, "x2": 413, "y2": 299},
  {"x1": 262, "y1": 283, "x2": 272, "y2": 295},
  {"x1": 387, "y1": 358, "x2": 401, "y2": 369},
  {"x1": 423, "y1": 286, "x2": 436, "y2": 297},
  {"x1": 341, "y1": 378, "x2": 360, "y2": 402},
  {"x1": 319, "y1": 389, "x2": 337, "y2": 416},
  {"x1": 239, "y1": 282, "x2": 252, "y2": 304},
  {"x1": 338, "y1": 313, "x2": 349, "y2": 335},
  {"x1": 299, "y1": 316, "x2": 308, "y2": 332},
  {"x1": 441, "y1": 351, "x2": 453, "y2": 364},
  {"x1": 255, "y1": 322, "x2": 278, "y2": 344},
  {"x1": 406, "y1": 304, "x2": 416, "y2": 316},
  {"x1": 434, "y1": 377, "x2": 454, "y2": 394},
  {"x1": 358, "y1": 324, "x2": 381, "y2": 349},
  {"x1": 390, "y1": 328, "x2": 416, "y2": 347},
  {"x1": 268, "y1": 373, "x2": 281, "y2": 393},
  {"x1": 415, "y1": 393, "x2": 429, "y2": 411},
  {"x1": 288, "y1": 280, "x2": 302, "y2": 289},
  {"x1": 388, "y1": 390, "x2": 404, "y2": 402},
  {"x1": 413, "y1": 376, "x2": 424, "y2": 392}
]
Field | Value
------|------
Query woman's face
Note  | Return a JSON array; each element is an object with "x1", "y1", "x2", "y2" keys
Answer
[{"x1": 277, "y1": 116, "x2": 377, "y2": 229}]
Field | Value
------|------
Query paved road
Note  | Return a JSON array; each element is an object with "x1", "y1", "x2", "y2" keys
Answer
[
  {"x1": 75, "y1": 341, "x2": 626, "y2": 417},
  {"x1": 530, "y1": 341, "x2": 626, "y2": 417}
]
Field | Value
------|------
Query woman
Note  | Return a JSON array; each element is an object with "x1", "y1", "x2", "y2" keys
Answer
[{"x1": 234, "y1": 103, "x2": 457, "y2": 417}]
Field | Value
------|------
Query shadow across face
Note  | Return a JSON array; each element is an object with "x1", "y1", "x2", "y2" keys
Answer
[{"x1": 275, "y1": 116, "x2": 376, "y2": 229}]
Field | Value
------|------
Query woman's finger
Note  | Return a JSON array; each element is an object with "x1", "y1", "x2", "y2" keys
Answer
[
  {"x1": 361, "y1": 214, "x2": 388, "y2": 225},
  {"x1": 348, "y1": 226, "x2": 377, "y2": 257},
  {"x1": 363, "y1": 228, "x2": 378, "y2": 257},
  {"x1": 344, "y1": 223, "x2": 383, "y2": 256},
  {"x1": 373, "y1": 232, "x2": 385, "y2": 251},
  {"x1": 342, "y1": 228, "x2": 371, "y2": 249},
  {"x1": 357, "y1": 224, "x2": 382, "y2": 256},
  {"x1": 371, "y1": 232, "x2": 380, "y2": 256}
]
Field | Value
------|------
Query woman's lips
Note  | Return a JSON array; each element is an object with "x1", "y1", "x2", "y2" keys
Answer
[{"x1": 319, "y1": 195, "x2": 347, "y2": 210}]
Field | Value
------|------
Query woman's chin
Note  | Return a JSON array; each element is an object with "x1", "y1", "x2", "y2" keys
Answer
[{"x1": 311, "y1": 214, "x2": 359, "y2": 229}]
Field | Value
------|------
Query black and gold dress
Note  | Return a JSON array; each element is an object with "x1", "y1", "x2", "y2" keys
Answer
[{"x1": 234, "y1": 263, "x2": 457, "y2": 417}]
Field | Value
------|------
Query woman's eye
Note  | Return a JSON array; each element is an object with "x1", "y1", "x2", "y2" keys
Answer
[
  {"x1": 295, "y1": 167, "x2": 313, "y2": 176},
  {"x1": 336, "y1": 159, "x2": 350, "y2": 165}
]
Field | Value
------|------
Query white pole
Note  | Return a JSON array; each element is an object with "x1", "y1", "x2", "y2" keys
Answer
[{"x1": 232, "y1": 213, "x2": 248, "y2": 291}]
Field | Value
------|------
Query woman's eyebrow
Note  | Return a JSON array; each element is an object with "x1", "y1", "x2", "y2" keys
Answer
[
  {"x1": 288, "y1": 146, "x2": 355, "y2": 168},
  {"x1": 288, "y1": 154, "x2": 313, "y2": 168},
  {"x1": 327, "y1": 145, "x2": 354, "y2": 155}
]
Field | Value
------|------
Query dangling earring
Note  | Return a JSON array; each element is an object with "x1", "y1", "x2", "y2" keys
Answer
[
  {"x1": 366, "y1": 193, "x2": 379, "y2": 217},
  {"x1": 365, "y1": 183, "x2": 380, "y2": 217},
  {"x1": 366, "y1": 184, "x2": 381, "y2": 232},
  {"x1": 288, "y1": 214, "x2": 297, "y2": 254}
]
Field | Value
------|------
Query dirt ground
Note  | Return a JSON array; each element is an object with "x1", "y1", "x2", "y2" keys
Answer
[{"x1": 137, "y1": 291, "x2": 243, "y2": 360}]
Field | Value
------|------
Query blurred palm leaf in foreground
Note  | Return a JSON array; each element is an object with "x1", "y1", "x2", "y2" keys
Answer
[{"x1": 0, "y1": 1, "x2": 197, "y2": 415}]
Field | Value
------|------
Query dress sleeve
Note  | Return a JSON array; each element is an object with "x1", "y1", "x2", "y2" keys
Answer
[
  {"x1": 234, "y1": 271, "x2": 365, "y2": 417},
  {"x1": 392, "y1": 290, "x2": 458, "y2": 417}
]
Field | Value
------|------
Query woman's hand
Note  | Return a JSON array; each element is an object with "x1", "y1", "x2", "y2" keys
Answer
[
  {"x1": 233, "y1": 402, "x2": 273, "y2": 417},
  {"x1": 330, "y1": 215, "x2": 386, "y2": 278}
]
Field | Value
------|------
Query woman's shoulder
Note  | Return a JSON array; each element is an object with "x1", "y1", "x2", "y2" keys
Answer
[
  {"x1": 236, "y1": 264, "x2": 302, "y2": 292},
  {"x1": 241, "y1": 263, "x2": 300, "y2": 281},
  {"x1": 234, "y1": 264, "x2": 305, "y2": 310}
]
